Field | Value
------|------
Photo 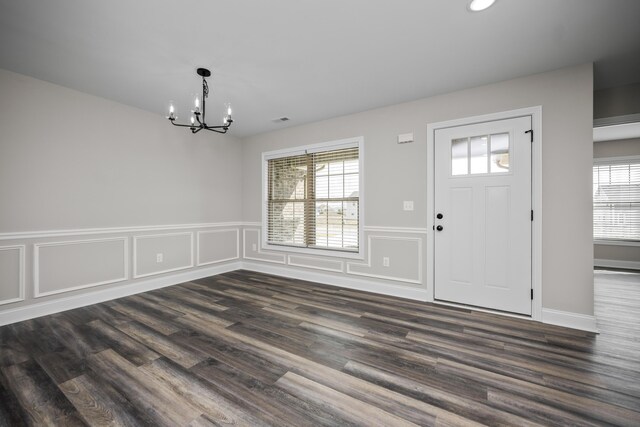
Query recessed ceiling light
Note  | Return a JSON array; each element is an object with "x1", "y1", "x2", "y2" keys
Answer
[{"x1": 468, "y1": 0, "x2": 496, "y2": 12}]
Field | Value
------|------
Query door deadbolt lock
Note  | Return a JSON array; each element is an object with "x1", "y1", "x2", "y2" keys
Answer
[{"x1": 436, "y1": 213, "x2": 443, "y2": 219}]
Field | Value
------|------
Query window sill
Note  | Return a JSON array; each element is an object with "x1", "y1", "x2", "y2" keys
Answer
[
  {"x1": 594, "y1": 239, "x2": 640, "y2": 247},
  {"x1": 262, "y1": 243, "x2": 365, "y2": 260}
]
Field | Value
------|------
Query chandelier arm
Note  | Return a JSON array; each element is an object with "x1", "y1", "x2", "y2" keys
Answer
[
  {"x1": 191, "y1": 126, "x2": 204, "y2": 134},
  {"x1": 203, "y1": 118, "x2": 233, "y2": 130},
  {"x1": 170, "y1": 120, "x2": 201, "y2": 129},
  {"x1": 203, "y1": 124, "x2": 229, "y2": 130},
  {"x1": 204, "y1": 127, "x2": 228, "y2": 134}
]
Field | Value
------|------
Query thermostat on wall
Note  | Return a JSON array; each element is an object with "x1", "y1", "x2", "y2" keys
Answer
[{"x1": 398, "y1": 133, "x2": 414, "y2": 144}]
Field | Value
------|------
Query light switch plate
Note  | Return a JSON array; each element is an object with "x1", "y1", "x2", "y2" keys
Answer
[{"x1": 403, "y1": 201, "x2": 414, "y2": 211}]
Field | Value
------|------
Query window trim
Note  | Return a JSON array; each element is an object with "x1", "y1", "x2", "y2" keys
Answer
[
  {"x1": 593, "y1": 155, "x2": 640, "y2": 246},
  {"x1": 261, "y1": 136, "x2": 365, "y2": 260}
]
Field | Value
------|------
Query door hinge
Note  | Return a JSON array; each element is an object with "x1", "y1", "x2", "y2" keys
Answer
[
  {"x1": 525, "y1": 129, "x2": 533, "y2": 142},
  {"x1": 531, "y1": 210, "x2": 534, "y2": 221},
  {"x1": 531, "y1": 289, "x2": 534, "y2": 300}
]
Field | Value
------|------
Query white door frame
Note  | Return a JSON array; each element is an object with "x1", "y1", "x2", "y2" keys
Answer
[{"x1": 426, "y1": 106, "x2": 543, "y2": 321}]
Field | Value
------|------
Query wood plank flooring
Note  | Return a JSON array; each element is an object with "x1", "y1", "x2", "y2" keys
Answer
[{"x1": 1, "y1": 269, "x2": 639, "y2": 426}]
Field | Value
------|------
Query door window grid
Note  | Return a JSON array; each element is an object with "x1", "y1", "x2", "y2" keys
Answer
[{"x1": 452, "y1": 133, "x2": 510, "y2": 176}]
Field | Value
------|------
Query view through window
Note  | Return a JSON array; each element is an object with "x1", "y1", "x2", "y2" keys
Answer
[
  {"x1": 593, "y1": 159, "x2": 640, "y2": 241},
  {"x1": 266, "y1": 144, "x2": 360, "y2": 252}
]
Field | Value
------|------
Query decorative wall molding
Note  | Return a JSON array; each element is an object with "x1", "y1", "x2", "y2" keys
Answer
[
  {"x1": 363, "y1": 226, "x2": 429, "y2": 234},
  {"x1": 132, "y1": 232, "x2": 194, "y2": 279},
  {"x1": 34, "y1": 237, "x2": 128, "y2": 298},
  {"x1": 0, "y1": 222, "x2": 245, "y2": 241},
  {"x1": 242, "y1": 261, "x2": 428, "y2": 302},
  {"x1": 196, "y1": 228, "x2": 240, "y2": 266},
  {"x1": 594, "y1": 258, "x2": 640, "y2": 271},
  {"x1": 542, "y1": 308, "x2": 598, "y2": 333},
  {"x1": 242, "y1": 222, "x2": 263, "y2": 228},
  {"x1": 288, "y1": 255, "x2": 344, "y2": 273},
  {"x1": 242, "y1": 228, "x2": 286, "y2": 264},
  {"x1": 0, "y1": 262, "x2": 241, "y2": 326},
  {"x1": 0, "y1": 245, "x2": 25, "y2": 305},
  {"x1": 346, "y1": 235, "x2": 422, "y2": 284}
]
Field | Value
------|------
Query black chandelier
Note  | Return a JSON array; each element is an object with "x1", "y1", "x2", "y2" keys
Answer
[{"x1": 167, "y1": 68, "x2": 233, "y2": 134}]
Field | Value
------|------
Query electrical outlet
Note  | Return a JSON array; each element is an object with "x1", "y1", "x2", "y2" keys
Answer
[
  {"x1": 252, "y1": 243, "x2": 257, "y2": 251},
  {"x1": 403, "y1": 201, "x2": 414, "y2": 211},
  {"x1": 156, "y1": 253, "x2": 163, "y2": 263},
  {"x1": 383, "y1": 257, "x2": 390, "y2": 267}
]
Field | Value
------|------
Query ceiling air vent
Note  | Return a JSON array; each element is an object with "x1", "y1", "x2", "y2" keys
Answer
[{"x1": 272, "y1": 117, "x2": 290, "y2": 123}]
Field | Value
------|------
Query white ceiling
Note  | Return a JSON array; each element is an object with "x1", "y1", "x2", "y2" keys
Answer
[{"x1": 1, "y1": 0, "x2": 640, "y2": 137}]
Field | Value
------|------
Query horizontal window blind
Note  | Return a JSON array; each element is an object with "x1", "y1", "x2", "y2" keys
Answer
[
  {"x1": 593, "y1": 161, "x2": 640, "y2": 241},
  {"x1": 267, "y1": 146, "x2": 359, "y2": 252}
]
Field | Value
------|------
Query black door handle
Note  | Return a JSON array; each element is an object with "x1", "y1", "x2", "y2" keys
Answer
[
  {"x1": 436, "y1": 225, "x2": 443, "y2": 231},
  {"x1": 437, "y1": 213, "x2": 443, "y2": 219}
]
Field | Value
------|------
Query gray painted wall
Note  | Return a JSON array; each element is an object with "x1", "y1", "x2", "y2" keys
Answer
[
  {"x1": 0, "y1": 64, "x2": 597, "y2": 324},
  {"x1": 0, "y1": 68, "x2": 243, "y2": 314},
  {"x1": 594, "y1": 83, "x2": 640, "y2": 119},
  {"x1": 593, "y1": 137, "x2": 640, "y2": 266},
  {"x1": 242, "y1": 64, "x2": 595, "y2": 316},
  {"x1": 0, "y1": 68, "x2": 243, "y2": 232}
]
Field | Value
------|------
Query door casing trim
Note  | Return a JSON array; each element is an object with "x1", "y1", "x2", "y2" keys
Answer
[{"x1": 426, "y1": 106, "x2": 543, "y2": 321}]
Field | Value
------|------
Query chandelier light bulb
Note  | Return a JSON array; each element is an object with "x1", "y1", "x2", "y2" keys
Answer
[
  {"x1": 190, "y1": 115, "x2": 195, "y2": 125},
  {"x1": 194, "y1": 95, "x2": 201, "y2": 113},
  {"x1": 226, "y1": 103, "x2": 232, "y2": 117},
  {"x1": 168, "y1": 101, "x2": 175, "y2": 118},
  {"x1": 468, "y1": 0, "x2": 496, "y2": 12}
]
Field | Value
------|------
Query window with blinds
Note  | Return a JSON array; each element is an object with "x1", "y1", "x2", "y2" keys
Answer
[
  {"x1": 593, "y1": 159, "x2": 640, "y2": 242},
  {"x1": 265, "y1": 143, "x2": 360, "y2": 253}
]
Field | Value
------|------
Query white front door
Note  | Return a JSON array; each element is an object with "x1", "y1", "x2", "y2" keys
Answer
[{"x1": 434, "y1": 116, "x2": 532, "y2": 315}]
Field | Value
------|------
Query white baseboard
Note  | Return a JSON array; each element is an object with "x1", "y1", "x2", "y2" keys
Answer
[
  {"x1": 594, "y1": 258, "x2": 640, "y2": 271},
  {"x1": 1, "y1": 257, "x2": 600, "y2": 334},
  {"x1": 542, "y1": 308, "x2": 598, "y2": 333},
  {"x1": 0, "y1": 262, "x2": 241, "y2": 326},
  {"x1": 241, "y1": 261, "x2": 429, "y2": 301}
]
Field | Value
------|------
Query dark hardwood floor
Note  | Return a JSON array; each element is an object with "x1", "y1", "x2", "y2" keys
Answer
[{"x1": 1, "y1": 269, "x2": 639, "y2": 426}]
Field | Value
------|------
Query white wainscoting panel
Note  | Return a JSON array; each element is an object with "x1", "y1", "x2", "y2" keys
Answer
[
  {"x1": 0, "y1": 245, "x2": 25, "y2": 305},
  {"x1": 1, "y1": 262, "x2": 241, "y2": 326},
  {"x1": 347, "y1": 235, "x2": 422, "y2": 284},
  {"x1": 288, "y1": 255, "x2": 344, "y2": 273},
  {"x1": 34, "y1": 238, "x2": 128, "y2": 298},
  {"x1": 197, "y1": 229, "x2": 240, "y2": 266},
  {"x1": 133, "y1": 232, "x2": 194, "y2": 278},
  {"x1": 243, "y1": 228, "x2": 286, "y2": 264}
]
